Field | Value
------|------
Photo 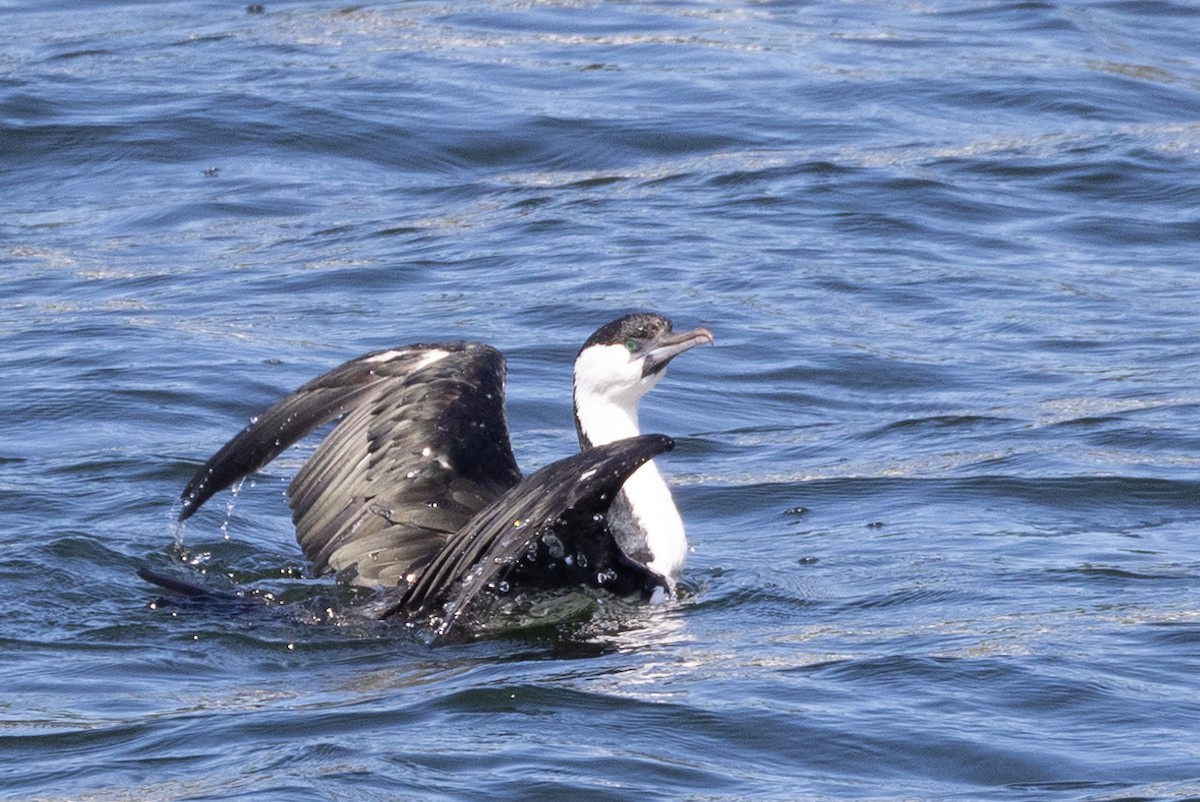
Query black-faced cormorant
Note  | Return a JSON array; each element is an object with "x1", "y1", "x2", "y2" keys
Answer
[{"x1": 148, "y1": 313, "x2": 712, "y2": 636}]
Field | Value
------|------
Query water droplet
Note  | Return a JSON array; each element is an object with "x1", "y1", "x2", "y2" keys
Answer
[{"x1": 541, "y1": 533, "x2": 565, "y2": 559}]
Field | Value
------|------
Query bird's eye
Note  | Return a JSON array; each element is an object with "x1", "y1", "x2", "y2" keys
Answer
[{"x1": 625, "y1": 339, "x2": 640, "y2": 353}]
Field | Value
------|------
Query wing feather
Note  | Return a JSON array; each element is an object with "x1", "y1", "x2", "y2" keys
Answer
[
  {"x1": 177, "y1": 343, "x2": 522, "y2": 588},
  {"x1": 384, "y1": 434, "x2": 675, "y2": 637}
]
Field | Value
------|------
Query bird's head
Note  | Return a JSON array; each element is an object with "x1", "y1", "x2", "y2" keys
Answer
[{"x1": 573, "y1": 312, "x2": 713, "y2": 447}]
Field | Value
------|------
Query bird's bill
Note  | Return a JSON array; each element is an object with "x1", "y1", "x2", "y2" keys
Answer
[{"x1": 642, "y1": 326, "x2": 714, "y2": 376}]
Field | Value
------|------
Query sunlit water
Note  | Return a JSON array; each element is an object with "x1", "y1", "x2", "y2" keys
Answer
[{"x1": 3, "y1": 1, "x2": 1200, "y2": 800}]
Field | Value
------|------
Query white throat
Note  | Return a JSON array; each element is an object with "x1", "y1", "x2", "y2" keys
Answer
[{"x1": 573, "y1": 345, "x2": 687, "y2": 585}]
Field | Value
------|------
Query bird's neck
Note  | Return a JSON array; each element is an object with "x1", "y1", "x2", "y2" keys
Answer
[
  {"x1": 573, "y1": 384, "x2": 687, "y2": 585},
  {"x1": 574, "y1": 385, "x2": 642, "y2": 448}
]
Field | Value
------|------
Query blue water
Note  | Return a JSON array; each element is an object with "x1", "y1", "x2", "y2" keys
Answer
[{"x1": 4, "y1": 0, "x2": 1200, "y2": 799}]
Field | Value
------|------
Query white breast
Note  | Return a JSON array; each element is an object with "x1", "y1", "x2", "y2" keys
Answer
[{"x1": 617, "y1": 460, "x2": 687, "y2": 584}]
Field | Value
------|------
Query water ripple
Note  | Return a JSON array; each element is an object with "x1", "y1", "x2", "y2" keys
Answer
[{"x1": 4, "y1": 0, "x2": 1200, "y2": 799}]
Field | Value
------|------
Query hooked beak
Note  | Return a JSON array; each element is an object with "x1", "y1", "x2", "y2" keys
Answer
[{"x1": 642, "y1": 326, "x2": 714, "y2": 377}]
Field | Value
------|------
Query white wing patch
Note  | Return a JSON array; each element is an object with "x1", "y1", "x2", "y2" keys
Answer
[{"x1": 365, "y1": 348, "x2": 451, "y2": 370}]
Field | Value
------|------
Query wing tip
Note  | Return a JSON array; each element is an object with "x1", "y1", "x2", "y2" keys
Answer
[
  {"x1": 177, "y1": 496, "x2": 197, "y2": 522},
  {"x1": 617, "y1": 433, "x2": 674, "y2": 463},
  {"x1": 176, "y1": 470, "x2": 214, "y2": 522},
  {"x1": 138, "y1": 566, "x2": 214, "y2": 598},
  {"x1": 646, "y1": 433, "x2": 674, "y2": 454}
]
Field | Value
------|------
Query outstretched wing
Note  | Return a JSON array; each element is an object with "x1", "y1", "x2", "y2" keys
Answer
[
  {"x1": 177, "y1": 343, "x2": 523, "y2": 587},
  {"x1": 386, "y1": 434, "x2": 675, "y2": 637}
]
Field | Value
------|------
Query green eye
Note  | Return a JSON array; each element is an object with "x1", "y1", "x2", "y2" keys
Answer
[{"x1": 625, "y1": 339, "x2": 640, "y2": 353}]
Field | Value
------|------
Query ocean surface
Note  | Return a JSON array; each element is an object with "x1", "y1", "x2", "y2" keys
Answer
[{"x1": 3, "y1": 0, "x2": 1200, "y2": 799}]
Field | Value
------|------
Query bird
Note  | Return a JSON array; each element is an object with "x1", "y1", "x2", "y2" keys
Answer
[{"x1": 145, "y1": 313, "x2": 713, "y2": 637}]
